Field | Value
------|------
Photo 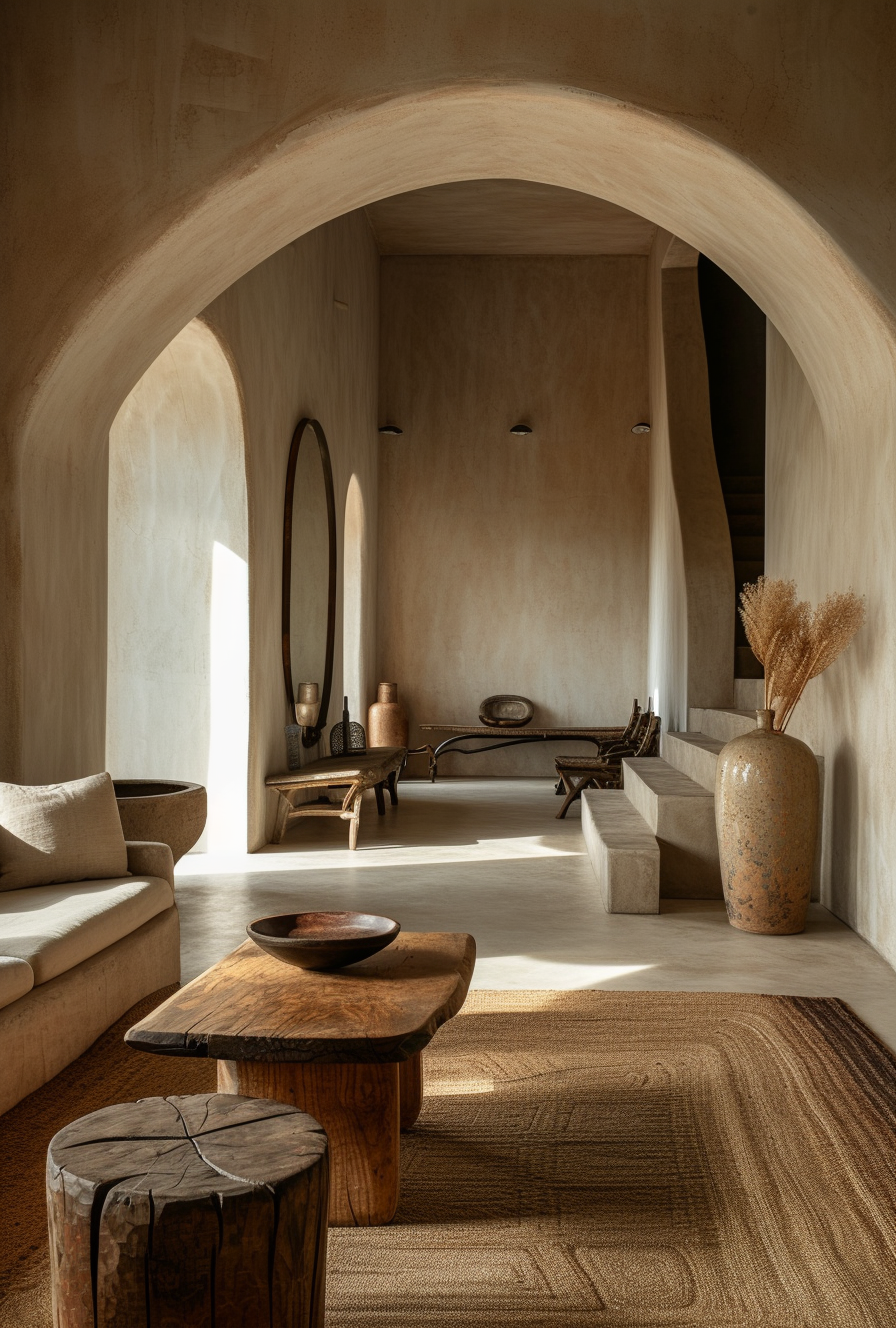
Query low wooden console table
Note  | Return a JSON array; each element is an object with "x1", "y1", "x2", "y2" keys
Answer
[
  {"x1": 420, "y1": 725, "x2": 622, "y2": 781},
  {"x1": 126, "y1": 931, "x2": 476, "y2": 1227},
  {"x1": 266, "y1": 746, "x2": 406, "y2": 848}
]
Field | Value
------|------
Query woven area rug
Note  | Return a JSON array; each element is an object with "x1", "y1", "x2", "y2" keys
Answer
[{"x1": 1, "y1": 990, "x2": 894, "y2": 1326}]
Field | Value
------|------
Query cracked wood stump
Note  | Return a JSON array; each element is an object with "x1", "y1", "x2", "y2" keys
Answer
[{"x1": 46, "y1": 1093, "x2": 328, "y2": 1328}]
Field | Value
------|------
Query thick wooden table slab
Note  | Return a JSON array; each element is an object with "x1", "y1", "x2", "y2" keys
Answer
[{"x1": 126, "y1": 933, "x2": 476, "y2": 1226}]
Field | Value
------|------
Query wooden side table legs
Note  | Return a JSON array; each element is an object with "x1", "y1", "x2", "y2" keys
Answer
[
  {"x1": 219, "y1": 1059, "x2": 400, "y2": 1226},
  {"x1": 399, "y1": 1052, "x2": 423, "y2": 1129}
]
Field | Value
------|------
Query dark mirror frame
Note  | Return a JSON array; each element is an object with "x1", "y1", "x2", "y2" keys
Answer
[{"x1": 281, "y1": 417, "x2": 337, "y2": 747}]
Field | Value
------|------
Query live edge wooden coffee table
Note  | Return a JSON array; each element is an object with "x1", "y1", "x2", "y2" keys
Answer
[{"x1": 126, "y1": 931, "x2": 476, "y2": 1227}]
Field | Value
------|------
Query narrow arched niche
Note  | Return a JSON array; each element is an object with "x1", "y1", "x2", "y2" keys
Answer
[
  {"x1": 342, "y1": 474, "x2": 368, "y2": 720},
  {"x1": 105, "y1": 319, "x2": 250, "y2": 852}
]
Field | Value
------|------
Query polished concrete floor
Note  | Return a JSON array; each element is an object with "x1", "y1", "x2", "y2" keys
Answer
[{"x1": 176, "y1": 779, "x2": 896, "y2": 1049}]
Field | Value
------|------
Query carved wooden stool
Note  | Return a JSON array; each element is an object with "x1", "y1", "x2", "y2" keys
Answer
[{"x1": 47, "y1": 1093, "x2": 328, "y2": 1327}]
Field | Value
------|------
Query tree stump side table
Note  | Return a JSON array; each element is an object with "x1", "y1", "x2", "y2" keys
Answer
[{"x1": 46, "y1": 1093, "x2": 328, "y2": 1328}]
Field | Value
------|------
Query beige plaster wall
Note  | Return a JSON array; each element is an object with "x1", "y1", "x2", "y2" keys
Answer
[
  {"x1": 106, "y1": 321, "x2": 249, "y2": 852},
  {"x1": 646, "y1": 241, "x2": 687, "y2": 734},
  {"x1": 378, "y1": 255, "x2": 649, "y2": 776},
  {"x1": 766, "y1": 326, "x2": 895, "y2": 964},
  {"x1": 647, "y1": 233, "x2": 734, "y2": 731},
  {"x1": 200, "y1": 210, "x2": 379, "y2": 848},
  {"x1": 4, "y1": 1, "x2": 896, "y2": 965}
]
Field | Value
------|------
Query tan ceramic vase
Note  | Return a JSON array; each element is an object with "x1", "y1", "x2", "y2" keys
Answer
[
  {"x1": 368, "y1": 682, "x2": 409, "y2": 749},
  {"x1": 715, "y1": 710, "x2": 819, "y2": 935}
]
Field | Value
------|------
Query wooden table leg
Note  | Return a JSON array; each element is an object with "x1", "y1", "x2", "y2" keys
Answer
[
  {"x1": 399, "y1": 1052, "x2": 423, "y2": 1130},
  {"x1": 218, "y1": 1059, "x2": 400, "y2": 1227},
  {"x1": 273, "y1": 791, "x2": 294, "y2": 843},
  {"x1": 344, "y1": 789, "x2": 363, "y2": 850},
  {"x1": 374, "y1": 781, "x2": 386, "y2": 815},
  {"x1": 387, "y1": 769, "x2": 399, "y2": 805}
]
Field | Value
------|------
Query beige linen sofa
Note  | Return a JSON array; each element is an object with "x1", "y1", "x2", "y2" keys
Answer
[{"x1": 0, "y1": 774, "x2": 180, "y2": 1115}]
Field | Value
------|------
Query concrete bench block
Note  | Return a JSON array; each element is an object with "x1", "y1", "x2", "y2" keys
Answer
[
  {"x1": 661, "y1": 731, "x2": 724, "y2": 793},
  {"x1": 622, "y1": 758, "x2": 722, "y2": 898},
  {"x1": 581, "y1": 790, "x2": 660, "y2": 914},
  {"x1": 688, "y1": 707, "x2": 757, "y2": 743},
  {"x1": 734, "y1": 679, "x2": 764, "y2": 710}
]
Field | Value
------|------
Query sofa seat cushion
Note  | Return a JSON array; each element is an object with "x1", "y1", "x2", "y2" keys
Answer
[
  {"x1": 0, "y1": 955, "x2": 34, "y2": 1010},
  {"x1": 0, "y1": 772, "x2": 128, "y2": 892},
  {"x1": 0, "y1": 876, "x2": 174, "y2": 985}
]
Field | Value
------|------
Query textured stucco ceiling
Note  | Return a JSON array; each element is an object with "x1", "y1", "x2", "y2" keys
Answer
[{"x1": 365, "y1": 179, "x2": 657, "y2": 255}]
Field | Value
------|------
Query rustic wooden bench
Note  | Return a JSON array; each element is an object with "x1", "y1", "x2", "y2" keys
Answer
[{"x1": 266, "y1": 746, "x2": 406, "y2": 849}]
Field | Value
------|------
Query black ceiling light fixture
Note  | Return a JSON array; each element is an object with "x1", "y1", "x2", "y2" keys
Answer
[
  {"x1": 631, "y1": 422, "x2": 651, "y2": 434},
  {"x1": 510, "y1": 423, "x2": 533, "y2": 436},
  {"x1": 378, "y1": 424, "x2": 403, "y2": 435}
]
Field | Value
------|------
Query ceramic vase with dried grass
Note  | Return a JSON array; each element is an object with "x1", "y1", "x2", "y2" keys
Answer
[
  {"x1": 716, "y1": 577, "x2": 864, "y2": 935},
  {"x1": 716, "y1": 710, "x2": 819, "y2": 934}
]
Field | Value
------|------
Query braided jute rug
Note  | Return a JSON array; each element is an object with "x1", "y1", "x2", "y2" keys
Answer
[{"x1": 1, "y1": 989, "x2": 894, "y2": 1326}]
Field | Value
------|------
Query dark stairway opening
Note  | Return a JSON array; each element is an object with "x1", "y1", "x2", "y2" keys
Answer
[{"x1": 698, "y1": 257, "x2": 766, "y2": 679}]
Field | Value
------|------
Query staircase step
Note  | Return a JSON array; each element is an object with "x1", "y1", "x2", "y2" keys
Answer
[
  {"x1": 691, "y1": 708, "x2": 757, "y2": 743},
  {"x1": 581, "y1": 790, "x2": 660, "y2": 915},
  {"x1": 735, "y1": 645, "x2": 764, "y2": 679},
  {"x1": 727, "y1": 513, "x2": 765, "y2": 536},
  {"x1": 724, "y1": 492, "x2": 765, "y2": 514},
  {"x1": 720, "y1": 475, "x2": 765, "y2": 494},
  {"x1": 661, "y1": 731, "x2": 724, "y2": 793},
  {"x1": 734, "y1": 678, "x2": 764, "y2": 709},
  {"x1": 731, "y1": 535, "x2": 765, "y2": 559},
  {"x1": 621, "y1": 758, "x2": 722, "y2": 898},
  {"x1": 734, "y1": 559, "x2": 765, "y2": 584}
]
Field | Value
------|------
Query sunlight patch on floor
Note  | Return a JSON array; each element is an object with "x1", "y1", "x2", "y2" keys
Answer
[
  {"x1": 176, "y1": 834, "x2": 579, "y2": 877},
  {"x1": 472, "y1": 957, "x2": 655, "y2": 989}
]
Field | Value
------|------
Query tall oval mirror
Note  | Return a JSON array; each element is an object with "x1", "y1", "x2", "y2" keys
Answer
[{"x1": 282, "y1": 418, "x2": 337, "y2": 746}]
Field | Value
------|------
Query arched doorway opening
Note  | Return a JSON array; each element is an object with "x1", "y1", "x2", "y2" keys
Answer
[{"x1": 106, "y1": 319, "x2": 250, "y2": 852}]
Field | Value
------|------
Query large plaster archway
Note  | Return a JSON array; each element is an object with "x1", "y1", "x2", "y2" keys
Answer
[
  {"x1": 17, "y1": 86, "x2": 895, "y2": 781},
  {"x1": 11, "y1": 81, "x2": 896, "y2": 960}
]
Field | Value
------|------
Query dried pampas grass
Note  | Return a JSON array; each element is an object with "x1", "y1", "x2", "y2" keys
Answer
[{"x1": 739, "y1": 577, "x2": 865, "y2": 731}]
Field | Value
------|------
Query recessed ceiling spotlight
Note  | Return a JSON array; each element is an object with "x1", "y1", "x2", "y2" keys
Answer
[
  {"x1": 378, "y1": 425, "x2": 403, "y2": 435},
  {"x1": 631, "y1": 422, "x2": 651, "y2": 435},
  {"x1": 510, "y1": 423, "x2": 533, "y2": 435}
]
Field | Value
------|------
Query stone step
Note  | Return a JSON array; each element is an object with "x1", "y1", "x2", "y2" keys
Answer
[
  {"x1": 689, "y1": 707, "x2": 757, "y2": 743},
  {"x1": 735, "y1": 645, "x2": 764, "y2": 679},
  {"x1": 734, "y1": 678, "x2": 764, "y2": 709},
  {"x1": 580, "y1": 790, "x2": 660, "y2": 915},
  {"x1": 621, "y1": 758, "x2": 722, "y2": 898},
  {"x1": 661, "y1": 731, "x2": 724, "y2": 793},
  {"x1": 720, "y1": 474, "x2": 765, "y2": 494}
]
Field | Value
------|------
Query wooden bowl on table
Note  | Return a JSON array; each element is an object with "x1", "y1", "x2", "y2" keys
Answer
[{"x1": 247, "y1": 910, "x2": 400, "y2": 970}]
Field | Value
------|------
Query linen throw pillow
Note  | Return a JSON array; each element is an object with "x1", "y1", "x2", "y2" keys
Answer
[{"x1": 0, "y1": 773, "x2": 129, "y2": 892}]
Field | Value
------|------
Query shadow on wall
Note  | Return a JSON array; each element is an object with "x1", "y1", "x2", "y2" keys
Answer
[
  {"x1": 829, "y1": 740, "x2": 859, "y2": 928},
  {"x1": 106, "y1": 319, "x2": 250, "y2": 852}
]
